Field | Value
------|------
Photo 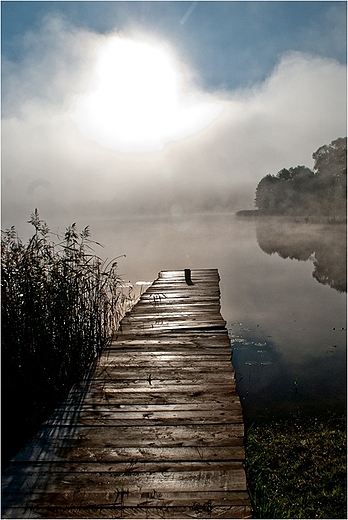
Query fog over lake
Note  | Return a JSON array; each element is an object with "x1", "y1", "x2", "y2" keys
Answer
[
  {"x1": 2, "y1": 2, "x2": 346, "y2": 430},
  {"x1": 67, "y1": 212, "x2": 346, "y2": 425}
]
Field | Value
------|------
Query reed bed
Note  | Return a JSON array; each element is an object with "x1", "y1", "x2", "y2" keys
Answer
[{"x1": 1, "y1": 209, "x2": 133, "y2": 466}]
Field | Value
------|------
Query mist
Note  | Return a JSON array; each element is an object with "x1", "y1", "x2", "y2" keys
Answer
[
  {"x1": 2, "y1": 16, "x2": 346, "y2": 238},
  {"x1": 2, "y1": 15, "x2": 347, "y2": 488}
]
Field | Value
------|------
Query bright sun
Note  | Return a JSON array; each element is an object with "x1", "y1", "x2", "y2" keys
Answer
[{"x1": 71, "y1": 35, "x2": 222, "y2": 153}]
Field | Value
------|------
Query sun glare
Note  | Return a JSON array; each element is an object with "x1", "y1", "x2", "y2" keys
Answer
[{"x1": 71, "y1": 35, "x2": 222, "y2": 153}]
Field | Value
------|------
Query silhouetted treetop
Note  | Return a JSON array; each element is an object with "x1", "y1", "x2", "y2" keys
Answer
[
  {"x1": 313, "y1": 137, "x2": 347, "y2": 178},
  {"x1": 254, "y1": 138, "x2": 347, "y2": 218}
]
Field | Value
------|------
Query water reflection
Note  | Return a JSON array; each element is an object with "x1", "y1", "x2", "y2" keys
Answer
[
  {"x1": 256, "y1": 218, "x2": 347, "y2": 293},
  {"x1": 229, "y1": 322, "x2": 347, "y2": 427}
]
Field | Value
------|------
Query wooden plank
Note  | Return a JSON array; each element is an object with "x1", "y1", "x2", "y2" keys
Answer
[
  {"x1": 44, "y1": 409, "x2": 244, "y2": 427},
  {"x1": 79, "y1": 380, "x2": 237, "y2": 391},
  {"x1": 97, "y1": 360, "x2": 232, "y2": 368},
  {"x1": 132, "y1": 302, "x2": 221, "y2": 309},
  {"x1": 31, "y1": 424, "x2": 245, "y2": 445},
  {"x1": 100, "y1": 352, "x2": 232, "y2": 360},
  {"x1": 73, "y1": 384, "x2": 237, "y2": 396},
  {"x1": 119, "y1": 321, "x2": 227, "y2": 332},
  {"x1": 2, "y1": 505, "x2": 251, "y2": 519},
  {"x1": 72, "y1": 391, "x2": 239, "y2": 405},
  {"x1": 48, "y1": 402, "x2": 242, "y2": 413},
  {"x1": 43, "y1": 402, "x2": 243, "y2": 426},
  {"x1": 2, "y1": 490, "x2": 250, "y2": 508},
  {"x1": 1, "y1": 269, "x2": 251, "y2": 519},
  {"x1": 93, "y1": 366, "x2": 235, "y2": 377},
  {"x1": 77, "y1": 397, "x2": 238, "y2": 408},
  {"x1": 99, "y1": 352, "x2": 232, "y2": 362},
  {"x1": 12, "y1": 445, "x2": 246, "y2": 464},
  {"x1": 2, "y1": 467, "x2": 248, "y2": 494},
  {"x1": 111, "y1": 331, "x2": 231, "y2": 343},
  {"x1": 3, "y1": 460, "x2": 246, "y2": 477}
]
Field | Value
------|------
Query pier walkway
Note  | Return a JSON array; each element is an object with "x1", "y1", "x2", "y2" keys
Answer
[{"x1": 2, "y1": 269, "x2": 251, "y2": 518}]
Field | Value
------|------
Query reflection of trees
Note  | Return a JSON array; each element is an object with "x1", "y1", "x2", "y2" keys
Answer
[
  {"x1": 312, "y1": 240, "x2": 347, "y2": 293},
  {"x1": 256, "y1": 218, "x2": 347, "y2": 293}
]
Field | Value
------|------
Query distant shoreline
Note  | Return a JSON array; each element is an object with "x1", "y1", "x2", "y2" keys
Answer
[{"x1": 235, "y1": 210, "x2": 347, "y2": 224}]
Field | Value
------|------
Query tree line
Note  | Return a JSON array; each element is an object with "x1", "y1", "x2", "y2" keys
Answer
[{"x1": 254, "y1": 137, "x2": 347, "y2": 219}]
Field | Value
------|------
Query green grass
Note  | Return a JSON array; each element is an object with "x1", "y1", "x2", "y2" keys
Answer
[
  {"x1": 245, "y1": 414, "x2": 347, "y2": 519},
  {"x1": 1, "y1": 210, "x2": 134, "y2": 467}
]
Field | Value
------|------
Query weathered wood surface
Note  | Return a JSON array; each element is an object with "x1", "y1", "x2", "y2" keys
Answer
[{"x1": 2, "y1": 269, "x2": 251, "y2": 519}]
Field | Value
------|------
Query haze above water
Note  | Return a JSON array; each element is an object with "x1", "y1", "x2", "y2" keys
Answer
[{"x1": 83, "y1": 212, "x2": 346, "y2": 425}]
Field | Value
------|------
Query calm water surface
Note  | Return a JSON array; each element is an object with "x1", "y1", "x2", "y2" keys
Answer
[{"x1": 88, "y1": 213, "x2": 347, "y2": 425}]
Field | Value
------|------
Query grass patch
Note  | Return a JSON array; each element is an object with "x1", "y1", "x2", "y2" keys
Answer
[
  {"x1": 1, "y1": 210, "x2": 133, "y2": 467},
  {"x1": 245, "y1": 414, "x2": 347, "y2": 519}
]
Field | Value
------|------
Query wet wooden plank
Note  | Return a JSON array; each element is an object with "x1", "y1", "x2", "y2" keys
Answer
[
  {"x1": 110, "y1": 331, "x2": 232, "y2": 346},
  {"x1": 2, "y1": 269, "x2": 251, "y2": 519},
  {"x1": 48, "y1": 402, "x2": 242, "y2": 413},
  {"x1": 12, "y1": 445, "x2": 246, "y2": 464},
  {"x1": 77, "y1": 381, "x2": 238, "y2": 394},
  {"x1": 93, "y1": 366, "x2": 235, "y2": 378},
  {"x1": 119, "y1": 321, "x2": 227, "y2": 332},
  {"x1": 3, "y1": 466, "x2": 248, "y2": 494},
  {"x1": 2, "y1": 490, "x2": 250, "y2": 509},
  {"x1": 100, "y1": 353, "x2": 232, "y2": 362},
  {"x1": 31, "y1": 424, "x2": 245, "y2": 446},
  {"x1": 43, "y1": 401, "x2": 243, "y2": 427},
  {"x1": 3, "y1": 460, "x2": 246, "y2": 477},
  {"x1": 43, "y1": 413, "x2": 243, "y2": 427},
  {"x1": 90, "y1": 375, "x2": 234, "y2": 387},
  {"x1": 2, "y1": 505, "x2": 251, "y2": 519},
  {"x1": 44, "y1": 406, "x2": 244, "y2": 426},
  {"x1": 72, "y1": 392, "x2": 240, "y2": 405},
  {"x1": 101, "y1": 349, "x2": 232, "y2": 357}
]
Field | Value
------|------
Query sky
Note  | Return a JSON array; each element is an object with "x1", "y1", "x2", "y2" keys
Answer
[{"x1": 1, "y1": 1, "x2": 347, "y2": 234}]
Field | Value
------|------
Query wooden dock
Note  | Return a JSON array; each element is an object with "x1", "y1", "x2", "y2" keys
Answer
[{"x1": 2, "y1": 269, "x2": 251, "y2": 519}]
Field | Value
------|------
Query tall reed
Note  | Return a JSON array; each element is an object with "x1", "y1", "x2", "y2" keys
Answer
[{"x1": 1, "y1": 209, "x2": 133, "y2": 466}]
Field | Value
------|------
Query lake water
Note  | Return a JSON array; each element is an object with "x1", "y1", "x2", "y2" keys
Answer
[{"x1": 80, "y1": 213, "x2": 347, "y2": 426}]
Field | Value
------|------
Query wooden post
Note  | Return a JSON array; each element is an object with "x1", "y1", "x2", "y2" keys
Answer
[{"x1": 184, "y1": 268, "x2": 194, "y2": 285}]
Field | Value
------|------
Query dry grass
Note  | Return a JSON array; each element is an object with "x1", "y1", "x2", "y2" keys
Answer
[{"x1": 245, "y1": 414, "x2": 347, "y2": 518}]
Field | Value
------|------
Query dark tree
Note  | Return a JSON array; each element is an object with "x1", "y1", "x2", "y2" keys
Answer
[
  {"x1": 254, "y1": 174, "x2": 280, "y2": 214},
  {"x1": 254, "y1": 138, "x2": 347, "y2": 218},
  {"x1": 312, "y1": 137, "x2": 347, "y2": 219},
  {"x1": 255, "y1": 166, "x2": 316, "y2": 215}
]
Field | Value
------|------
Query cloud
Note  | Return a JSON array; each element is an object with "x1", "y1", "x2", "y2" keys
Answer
[
  {"x1": 2, "y1": 16, "x2": 95, "y2": 117},
  {"x1": 208, "y1": 51, "x2": 346, "y2": 179},
  {"x1": 2, "y1": 16, "x2": 346, "y2": 233}
]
